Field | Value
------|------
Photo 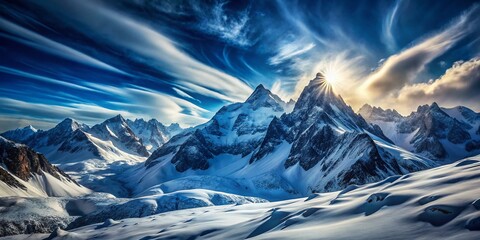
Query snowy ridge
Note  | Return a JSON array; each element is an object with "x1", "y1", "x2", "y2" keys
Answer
[{"x1": 1, "y1": 125, "x2": 37, "y2": 143}]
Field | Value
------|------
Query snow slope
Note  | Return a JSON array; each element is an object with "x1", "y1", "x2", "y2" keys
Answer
[
  {"x1": 0, "y1": 190, "x2": 265, "y2": 237},
  {"x1": 0, "y1": 137, "x2": 90, "y2": 197},
  {"x1": 28, "y1": 154, "x2": 480, "y2": 240}
]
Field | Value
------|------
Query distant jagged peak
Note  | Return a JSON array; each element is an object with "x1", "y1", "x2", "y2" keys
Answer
[
  {"x1": 358, "y1": 104, "x2": 403, "y2": 122},
  {"x1": 246, "y1": 84, "x2": 280, "y2": 102},
  {"x1": 166, "y1": 122, "x2": 182, "y2": 131},
  {"x1": 23, "y1": 125, "x2": 37, "y2": 132}
]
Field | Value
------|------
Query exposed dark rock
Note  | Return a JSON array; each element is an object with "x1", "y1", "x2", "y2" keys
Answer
[
  {"x1": 0, "y1": 137, "x2": 79, "y2": 185},
  {"x1": 447, "y1": 121, "x2": 471, "y2": 144},
  {"x1": 466, "y1": 140, "x2": 480, "y2": 152}
]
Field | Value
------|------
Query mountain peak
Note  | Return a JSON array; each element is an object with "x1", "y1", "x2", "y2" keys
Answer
[
  {"x1": 255, "y1": 84, "x2": 266, "y2": 90},
  {"x1": 245, "y1": 84, "x2": 270, "y2": 103},
  {"x1": 243, "y1": 84, "x2": 286, "y2": 111},
  {"x1": 295, "y1": 73, "x2": 339, "y2": 112},
  {"x1": 359, "y1": 104, "x2": 373, "y2": 112},
  {"x1": 55, "y1": 118, "x2": 80, "y2": 131},
  {"x1": 23, "y1": 125, "x2": 37, "y2": 132},
  {"x1": 168, "y1": 123, "x2": 181, "y2": 128},
  {"x1": 358, "y1": 104, "x2": 403, "y2": 122},
  {"x1": 106, "y1": 114, "x2": 126, "y2": 123}
]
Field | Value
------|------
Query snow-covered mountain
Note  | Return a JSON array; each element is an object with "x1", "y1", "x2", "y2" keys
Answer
[
  {"x1": 130, "y1": 84, "x2": 291, "y2": 198},
  {"x1": 129, "y1": 75, "x2": 434, "y2": 200},
  {"x1": 144, "y1": 84, "x2": 289, "y2": 172},
  {"x1": 249, "y1": 73, "x2": 434, "y2": 193},
  {"x1": 359, "y1": 103, "x2": 480, "y2": 162},
  {"x1": 126, "y1": 118, "x2": 184, "y2": 152},
  {"x1": 0, "y1": 136, "x2": 90, "y2": 197},
  {"x1": 1, "y1": 125, "x2": 37, "y2": 143},
  {"x1": 0, "y1": 116, "x2": 186, "y2": 197},
  {"x1": 0, "y1": 116, "x2": 181, "y2": 196},
  {"x1": 89, "y1": 115, "x2": 149, "y2": 157},
  {"x1": 2, "y1": 118, "x2": 92, "y2": 162},
  {"x1": 39, "y1": 154, "x2": 480, "y2": 240}
]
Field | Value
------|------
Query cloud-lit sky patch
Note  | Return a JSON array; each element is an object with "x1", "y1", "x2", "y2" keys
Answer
[{"x1": 0, "y1": 0, "x2": 479, "y2": 131}]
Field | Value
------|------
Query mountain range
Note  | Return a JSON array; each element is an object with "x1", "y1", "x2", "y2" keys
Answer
[
  {"x1": 1, "y1": 73, "x2": 480, "y2": 237},
  {"x1": 1, "y1": 115, "x2": 184, "y2": 196},
  {"x1": 359, "y1": 103, "x2": 480, "y2": 162},
  {"x1": 127, "y1": 73, "x2": 435, "y2": 200},
  {"x1": 2, "y1": 73, "x2": 479, "y2": 200}
]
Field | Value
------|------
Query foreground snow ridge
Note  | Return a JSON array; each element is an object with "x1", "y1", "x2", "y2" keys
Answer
[{"x1": 27, "y1": 155, "x2": 480, "y2": 240}]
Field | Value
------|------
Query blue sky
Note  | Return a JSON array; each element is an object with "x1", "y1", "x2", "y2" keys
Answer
[{"x1": 0, "y1": 0, "x2": 479, "y2": 131}]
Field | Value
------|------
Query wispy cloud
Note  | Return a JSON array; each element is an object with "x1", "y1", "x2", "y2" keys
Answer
[
  {"x1": 0, "y1": 82, "x2": 211, "y2": 130},
  {"x1": 0, "y1": 66, "x2": 100, "y2": 93},
  {"x1": 29, "y1": 0, "x2": 253, "y2": 103},
  {"x1": 382, "y1": 0, "x2": 401, "y2": 52},
  {"x1": 269, "y1": 41, "x2": 316, "y2": 65},
  {"x1": 172, "y1": 87, "x2": 200, "y2": 103},
  {"x1": 195, "y1": 1, "x2": 253, "y2": 47},
  {"x1": 0, "y1": 18, "x2": 128, "y2": 75}
]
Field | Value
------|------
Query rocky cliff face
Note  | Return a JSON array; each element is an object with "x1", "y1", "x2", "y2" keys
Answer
[{"x1": 0, "y1": 136, "x2": 88, "y2": 197}]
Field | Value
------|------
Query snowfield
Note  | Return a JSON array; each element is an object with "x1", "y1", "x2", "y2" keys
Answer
[
  {"x1": 8, "y1": 154, "x2": 480, "y2": 240},
  {"x1": 0, "y1": 190, "x2": 266, "y2": 237}
]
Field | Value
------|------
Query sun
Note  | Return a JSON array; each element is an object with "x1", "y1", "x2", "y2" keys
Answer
[{"x1": 323, "y1": 67, "x2": 339, "y2": 86}]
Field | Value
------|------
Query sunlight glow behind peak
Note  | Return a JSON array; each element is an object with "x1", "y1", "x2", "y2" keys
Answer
[{"x1": 321, "y1": 67, "x2": 340, "y2": 87}]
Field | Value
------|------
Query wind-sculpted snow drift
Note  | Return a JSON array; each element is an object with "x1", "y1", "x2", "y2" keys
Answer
[
  {"x1": 0, "y1": 190, "x2": 265, "y2": 237},
  {"x1": 19, "y1": 154, "x2": 480, "y2": 240}
]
